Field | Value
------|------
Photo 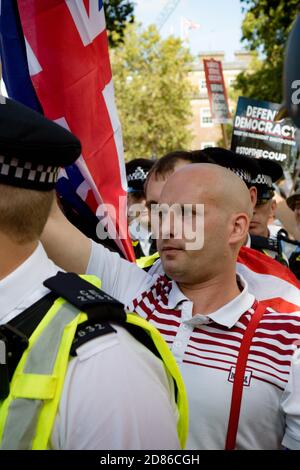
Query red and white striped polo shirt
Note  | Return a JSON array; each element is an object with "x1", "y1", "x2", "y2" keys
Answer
[
  {"x1": 149, "y1": 246, "x2": 300, "y2": 313},
  {"x1": 88, "y1": 241, "x2": 300, "y2": 450},
  {"x1": 127, "y1": 275, "x2": 300, "y2": 449}
]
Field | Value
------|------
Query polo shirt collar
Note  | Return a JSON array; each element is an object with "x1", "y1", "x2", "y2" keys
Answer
[
  {"x1": 167, "y1": 274, "x2": 255, "y2": 329},
  {"x1": 206, "y1": 276, "x2": 255, "y2": 327},
  {"x1": 167, "y1": 280, "x2": 188, "y2": 309}
]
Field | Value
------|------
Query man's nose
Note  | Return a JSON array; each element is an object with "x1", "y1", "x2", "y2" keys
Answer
[{"x1": 161, "y1": 216, "x2": 173, "y2": 239}]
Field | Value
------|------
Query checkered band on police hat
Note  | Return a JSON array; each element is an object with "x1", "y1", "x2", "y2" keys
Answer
[
  {"x1": 0, "y1": 154, "x2": 59, "y2": 190},
  {"x1": 251, "y1": 173, "x2": 273, "y2": 188},
  {"x1": 127, "y1": 166, "x2": 149, "y2": 183},
  {"x1": 228, "y1": 167, "x2": 252, "y2": 184}
]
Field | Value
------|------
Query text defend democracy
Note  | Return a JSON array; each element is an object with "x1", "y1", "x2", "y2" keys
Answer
[{"x1": 234, "y1": 105, "x2": 296, "y2": 139}]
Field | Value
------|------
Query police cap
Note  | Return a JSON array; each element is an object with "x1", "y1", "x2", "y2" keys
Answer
[
  {"x1": 126, "y1": 158, "x2": 154, "y2": 193},
  {"x1": 0, "y1": 97, "x2": 81, "y2": 191},
  {"x1": 251, "y1": 158, "x2": 283, "y2": 201},
  {"x1": 199, "y1": 147, "x2": 260, "y2": 186}
]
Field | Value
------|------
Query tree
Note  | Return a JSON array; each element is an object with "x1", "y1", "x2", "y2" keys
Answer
[
  {"x1": 234, "y1": 0, "x2": 300, "y2": 102},
  {"x1": 110, "y1": 24, "x2": 194, "y2": 160},
  {"x1": 103, "y1": 0, "x2": 134, "y2": 48}
]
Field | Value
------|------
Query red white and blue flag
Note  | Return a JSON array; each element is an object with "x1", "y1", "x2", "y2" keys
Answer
[
  {"x1": 238, "y1": 247, "x2": 300, "y2": 313},
  {"x1": 0, "y1": 0, "x2": 134, "y2": 260}
]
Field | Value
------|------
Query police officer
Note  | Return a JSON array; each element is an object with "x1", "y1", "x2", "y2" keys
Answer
[
  {"x1": 0, "y1": 98, "x2": 187, "y2": 450},
  {"x1": 248, "y1": 159, "x2": 289, "y2": 263},
  {"x1": 126, "y1": 158, "x2": 157, "y2": 264}
]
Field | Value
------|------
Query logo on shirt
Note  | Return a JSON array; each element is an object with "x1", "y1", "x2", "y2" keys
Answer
[{"x1": 228, "y1": 366, "x2": 252, "y2": 387}]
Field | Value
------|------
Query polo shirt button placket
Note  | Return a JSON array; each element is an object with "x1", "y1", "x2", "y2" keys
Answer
[{"x1": 172, "y1": 339, "x2": 185, "y2": 361}]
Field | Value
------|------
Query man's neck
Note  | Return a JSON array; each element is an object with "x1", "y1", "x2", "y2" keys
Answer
[
  {"x1": 179, "y1": 269, "x2": 241, "y2": 316},
  {"x1": 0, "y1": 236, "x2": 38, "y2": 281}
]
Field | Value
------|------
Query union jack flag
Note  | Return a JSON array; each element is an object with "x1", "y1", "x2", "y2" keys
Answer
[{"x1": 0, "y1": 0, "x2": 134, "y2": 260}]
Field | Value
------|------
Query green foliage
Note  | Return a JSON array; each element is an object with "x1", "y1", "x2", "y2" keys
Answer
[
  {"x1": 111, "y1": 24, "x2": 195, "y2": 159},
  {"x1": 103, "y1": 0, "x2": 135, "y2": 48},
  {"x1": 234, "y1": 0, "x2": 300, "y2": 102}
]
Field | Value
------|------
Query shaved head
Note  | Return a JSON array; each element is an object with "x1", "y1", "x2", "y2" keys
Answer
[{"x1": 161, "y1": 163, "x2": 253, "y2": 219}]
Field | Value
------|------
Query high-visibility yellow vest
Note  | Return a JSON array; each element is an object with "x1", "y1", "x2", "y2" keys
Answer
[
  {"x1": 136, "y1": 251, "x2": 160, "y2": 269},
  {"x1": 0, "y1": 275, "x2": 188, "y2": 450}
]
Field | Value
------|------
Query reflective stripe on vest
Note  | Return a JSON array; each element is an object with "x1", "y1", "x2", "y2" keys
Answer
[
  {"x1": 0, "y1": 275, "x2": 188, "y2": 450},
  {"x1": 136, "y1": 251, "x2": 160, "y2": 269},
  {"x1": 0, "y1": 294, "x2": 88, "y2": 450}
]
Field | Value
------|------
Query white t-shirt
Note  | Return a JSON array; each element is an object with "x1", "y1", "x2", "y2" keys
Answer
[
  {"x1": 0, "y1": 243, "x2": 179, "y2": 450},
  {"x1": 87, "y1": 240, "x2": 300, "y2": 450}
]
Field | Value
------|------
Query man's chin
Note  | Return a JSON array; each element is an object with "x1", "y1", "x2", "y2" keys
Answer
[{"x1": 161, "y1": 258, "x2": 182, "y2": 278}]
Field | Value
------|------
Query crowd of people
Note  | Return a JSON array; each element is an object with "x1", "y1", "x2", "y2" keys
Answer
[
  {"x1": 1, "y1": 106, "x2": 300, "y2": 451},
  {"x1": 1, "y1": 11, "x2": 300, "y2": 454},
  {"x1": 126, "y1": 151, "x2": 300, "y2": 278}
]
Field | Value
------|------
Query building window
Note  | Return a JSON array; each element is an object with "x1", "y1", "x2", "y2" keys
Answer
[
  {"x1": 199, "y1": 78, "x2": 207, "y2": 94},
  {"x1": 200, "y1": 108, "x2": 213, "y2": 127},
  {"x1": 201, "y1": 142, "x2": 215, "y2": 150}
]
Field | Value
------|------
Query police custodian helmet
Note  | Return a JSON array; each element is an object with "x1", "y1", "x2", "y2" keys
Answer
[{"x1": 251, "y1": 158, "x2": 283, "y2": 201}]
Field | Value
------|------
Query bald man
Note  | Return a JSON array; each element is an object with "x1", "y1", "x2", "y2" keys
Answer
[
  {"x1": 42, "y1": 163, "x2": 300, "y2": 450},
  {"x1": 144, "y1": 150, "x2": 300, "y2": 322}
]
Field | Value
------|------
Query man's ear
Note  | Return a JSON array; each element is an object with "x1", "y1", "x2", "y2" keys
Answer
[
  {"x1": 228, "y1": 213, "x2": 250, "y2": 246},
  {"x1": 249, "y1": 186, "x2": 257, "y2": 208}
]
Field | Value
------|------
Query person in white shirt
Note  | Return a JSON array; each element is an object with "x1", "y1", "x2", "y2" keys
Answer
[
  {"x1": 43, "y1": 160, "x2": 300, "y2": 450},
  {"x1": 0, "y1": 97, "x2": 181, "y2": 450}
]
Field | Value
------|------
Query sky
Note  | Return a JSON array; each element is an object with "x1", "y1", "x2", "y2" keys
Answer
[{"x1": 134, "y1": 0, "x2": 245, "y2": 61}]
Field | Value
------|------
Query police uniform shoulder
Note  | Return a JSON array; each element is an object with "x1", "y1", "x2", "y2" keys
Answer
[
  {"x1": 44, "y1": 272, "x2": 126, "y2": 322},
  {"x1": 74, "y1": 324, "x2": 121, "y2": 362}
]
